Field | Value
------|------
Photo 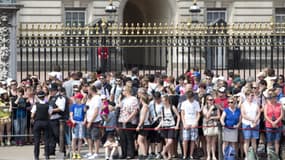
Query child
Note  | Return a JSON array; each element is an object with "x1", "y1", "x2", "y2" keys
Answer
[
  {"x1": 70, "y1": 93, "x2": 86, "y2": 159},
  {"x1": 100, "y1": 95, "x2": 109, "y2": 122},
  {"x1": 104, "y1": 133, "x2": 119, "y2": 160},
  {"x1": 102, "y1": 102, "x2": 116, "y2": 144}
]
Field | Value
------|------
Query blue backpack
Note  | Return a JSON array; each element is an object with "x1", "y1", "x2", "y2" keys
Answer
[{"x1": 224, "y1": 145, "x2": 236, "y2": 160}]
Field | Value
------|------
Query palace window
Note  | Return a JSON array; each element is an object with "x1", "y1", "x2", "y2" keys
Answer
[
  {"x1": 207, "y1": 8, "x2": 226, "y2": 24},
  {"x1": 65, "y1": 8, "x2": 86, "y2": 27}
]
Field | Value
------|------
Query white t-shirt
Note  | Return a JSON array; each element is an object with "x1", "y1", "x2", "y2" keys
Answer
[
  {"x1": 86, "y1": 95, "x2": 102, "y2": 123},
  {"x1": 181, "y1": 100, "x2": 201, "y2": 125}
]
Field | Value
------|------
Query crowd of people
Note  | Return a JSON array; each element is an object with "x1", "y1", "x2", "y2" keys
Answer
[{"x1": 0, "y1": 66, "x2": 285, "y2": 160}]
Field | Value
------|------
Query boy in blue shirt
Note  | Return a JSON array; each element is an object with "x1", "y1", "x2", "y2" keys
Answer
[{"x1": 70, "y1": 93, "x2": 86, "y2": 159}]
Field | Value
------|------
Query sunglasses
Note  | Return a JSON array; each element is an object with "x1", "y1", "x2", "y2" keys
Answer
[
  {"x1": 228, "y1": 101, "x2": 234, "y2": 104},
  {"x1": 207, "y1": 99, "x2": 213, "y2": 101},
  {"x1": 252, "y1": 87, "x2": 257, "y2": 89}
]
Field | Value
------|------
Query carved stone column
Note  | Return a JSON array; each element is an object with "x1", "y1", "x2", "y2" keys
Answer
[
  {"x1": 0, "y1": 14, "x2": 10, "y2": 80},
  {"x1": 0, "y1": 4, "x2": 23, "y2": 81}
]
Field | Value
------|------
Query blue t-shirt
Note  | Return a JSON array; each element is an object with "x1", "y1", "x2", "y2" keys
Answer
[
  {"x1": 70, "y1": 103, "x2": 85, "y2": 122},
  {"x1": 104, "y1": 111, "x2": 116, "y2": 131}
]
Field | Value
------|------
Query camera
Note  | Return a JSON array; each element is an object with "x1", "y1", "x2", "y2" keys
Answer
[{"x1": 272, "y1": 115, "x2": 276, "y2": 121}]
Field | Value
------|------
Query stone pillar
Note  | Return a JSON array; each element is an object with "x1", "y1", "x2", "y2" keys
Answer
[
  {"x1": 0, "y1": 4, "x2": 23, "y2": 81},
  {"x1": 0, "y1": 15, "x2": 9, "y2": 80}
]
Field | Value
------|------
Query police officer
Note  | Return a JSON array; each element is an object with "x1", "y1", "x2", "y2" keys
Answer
[
  {"x1": 48, "y1": 83, "x2": 66, "y2": 156},
  {"x1": 31, "y1": 91, "x2": 52, "y2": 160}
]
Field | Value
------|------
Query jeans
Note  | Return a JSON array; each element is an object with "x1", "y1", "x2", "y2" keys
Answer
[{"x1": 13, "y1": 116, "x2": 27, "y2": 142}]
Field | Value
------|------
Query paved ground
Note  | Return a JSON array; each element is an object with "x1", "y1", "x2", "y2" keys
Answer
[{"x1": 0, "y1": 145, "x2": 107, "y2": 160}]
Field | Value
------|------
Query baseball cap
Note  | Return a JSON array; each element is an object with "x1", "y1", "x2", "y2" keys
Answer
[{"x1": 73, "y1": 93, "x2": 84, "y2": 99}]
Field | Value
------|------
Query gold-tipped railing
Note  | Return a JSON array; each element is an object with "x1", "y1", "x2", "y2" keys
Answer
[{"x1": 19, "y1": 22, "x2": 285, "y2": 36}]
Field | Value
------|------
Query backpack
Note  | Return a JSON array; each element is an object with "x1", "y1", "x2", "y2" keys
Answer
[
  {"x1": 224, "y1": 145, "x2": 236, "y2": 160},
  {"x1": 161, "y1": 105, "x2": 177, "y2": 124}
]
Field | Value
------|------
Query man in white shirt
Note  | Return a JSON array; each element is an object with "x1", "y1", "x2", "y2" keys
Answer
[
  {"x1": 181, "y1": 91, "x2": 201, "y2": 159},
  {"x1": 85, "y1": 85, "x2": 102, "y2": 160}
]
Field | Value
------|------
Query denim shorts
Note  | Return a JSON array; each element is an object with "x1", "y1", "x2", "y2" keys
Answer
[
  {"x1": 86, "y1": 122, "x2": 101, "y2": 140},
  {"x1": 242, "y1": 123, "x2": 259, "y2": 140},
  {"x1": 72, "y1": 122, "x2": 85, "y2": 139},
  {"x1": 266, "y1": 127, "x2": 281, "y2": 143},
  {"x1": 183, "y1": 128, "x2": 198, "y2": 141}
]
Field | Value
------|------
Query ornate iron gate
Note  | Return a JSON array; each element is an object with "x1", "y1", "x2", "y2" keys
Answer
[{"x1": 17, "y1": 22, "x2": 285, "y2": 80}]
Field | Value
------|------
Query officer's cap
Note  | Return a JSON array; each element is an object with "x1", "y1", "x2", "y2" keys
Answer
[{"x1": 37, "y1": 91, "x2": 46, "y2": 98}]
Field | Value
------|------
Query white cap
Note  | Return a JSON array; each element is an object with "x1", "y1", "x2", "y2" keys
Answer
[{"x1": 218, "y1": 87, "x2": 226, "y2": 93}]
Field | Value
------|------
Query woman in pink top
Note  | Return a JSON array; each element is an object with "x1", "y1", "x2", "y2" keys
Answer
[{"x1": 264, "y1": 90, "x2": 283, "y2": 155}]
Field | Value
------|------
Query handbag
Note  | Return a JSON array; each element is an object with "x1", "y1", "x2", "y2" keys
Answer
[{"x1": 203, "y1": 121, "x2": 219, "y2": 136}]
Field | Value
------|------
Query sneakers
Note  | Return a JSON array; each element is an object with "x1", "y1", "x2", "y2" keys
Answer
[
  {"x1": 76, "y1": 154, "x2": 81, "y2": 159},
  {"x1": 72, "y1": 153, "x2": 76, "y2": 159},
  {"x1": 83, "y1": 153, "x2": 92, "y2": 158},
  {"x1": 148, "y1": 153, "x2": 155, "y2": 159},
  {"x1": 88, "y1": 153, "x2": 98, "y2": 160},
  {"x1": 155, "y1": 153, "x2": 162, "y2": 159},
  {"x1": 72, "y1": 153, "x2": 82, "y2": 159}
]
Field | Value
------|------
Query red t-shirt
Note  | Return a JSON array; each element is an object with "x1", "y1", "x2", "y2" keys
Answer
[{"x1": 214, "y1": 97, "x2": 229, "y2": 110}]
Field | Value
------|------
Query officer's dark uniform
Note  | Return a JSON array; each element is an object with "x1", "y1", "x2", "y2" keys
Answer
[
  {"x1": 48, "y1": 83, "x2": 66, "y2": 156},
  {"x1": 32, "y1": 91, "x2": 50, "y2": 160}
]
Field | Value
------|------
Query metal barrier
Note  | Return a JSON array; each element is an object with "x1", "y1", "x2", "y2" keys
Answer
[{"x1": 17, "y1": 22, "x2": 285, "y2": 80}]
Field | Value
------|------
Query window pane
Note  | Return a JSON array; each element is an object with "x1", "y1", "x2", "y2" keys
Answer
[
  {"x1": 221, "y1": 13, "x2": 226, "y2": 20},
  {"x1": 276, "y1": 16, "x2": 281, "y2": 23},
  {"x1": 79, "y1": 12, "x2": 85, "y2": 21},
  {"x1": 213, "y1": 12, "x2": 219, "y2": 20},
  {"x1": 66, "y1": 12, "x2": 71, "y2": 21}
]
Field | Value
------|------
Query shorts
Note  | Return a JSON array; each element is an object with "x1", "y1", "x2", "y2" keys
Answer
[
  {"x1": 138, "y1": 125, "x2": 150, "y2": 137},
  {"x1": 266, "y1": 127, "x2": 281, "y2": 143},
  {"x1": 183, "y1": 128, "x2": 198, "y2": 141},
  {"x1": 160, "y1": 128, "x2": 176, "y2": 139},
  {"x1": 72, "y1": 122, "x2": 85, "y2": 139},
  {"x1": 242, "y1": 123, "x2": 260, "y2": 140},
  {"x1": 148, "y1": 130, "x2": 163, "y2": 143},
  {"x1": 86, "y1": 122, "x2": 101, "y2": 140}
]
